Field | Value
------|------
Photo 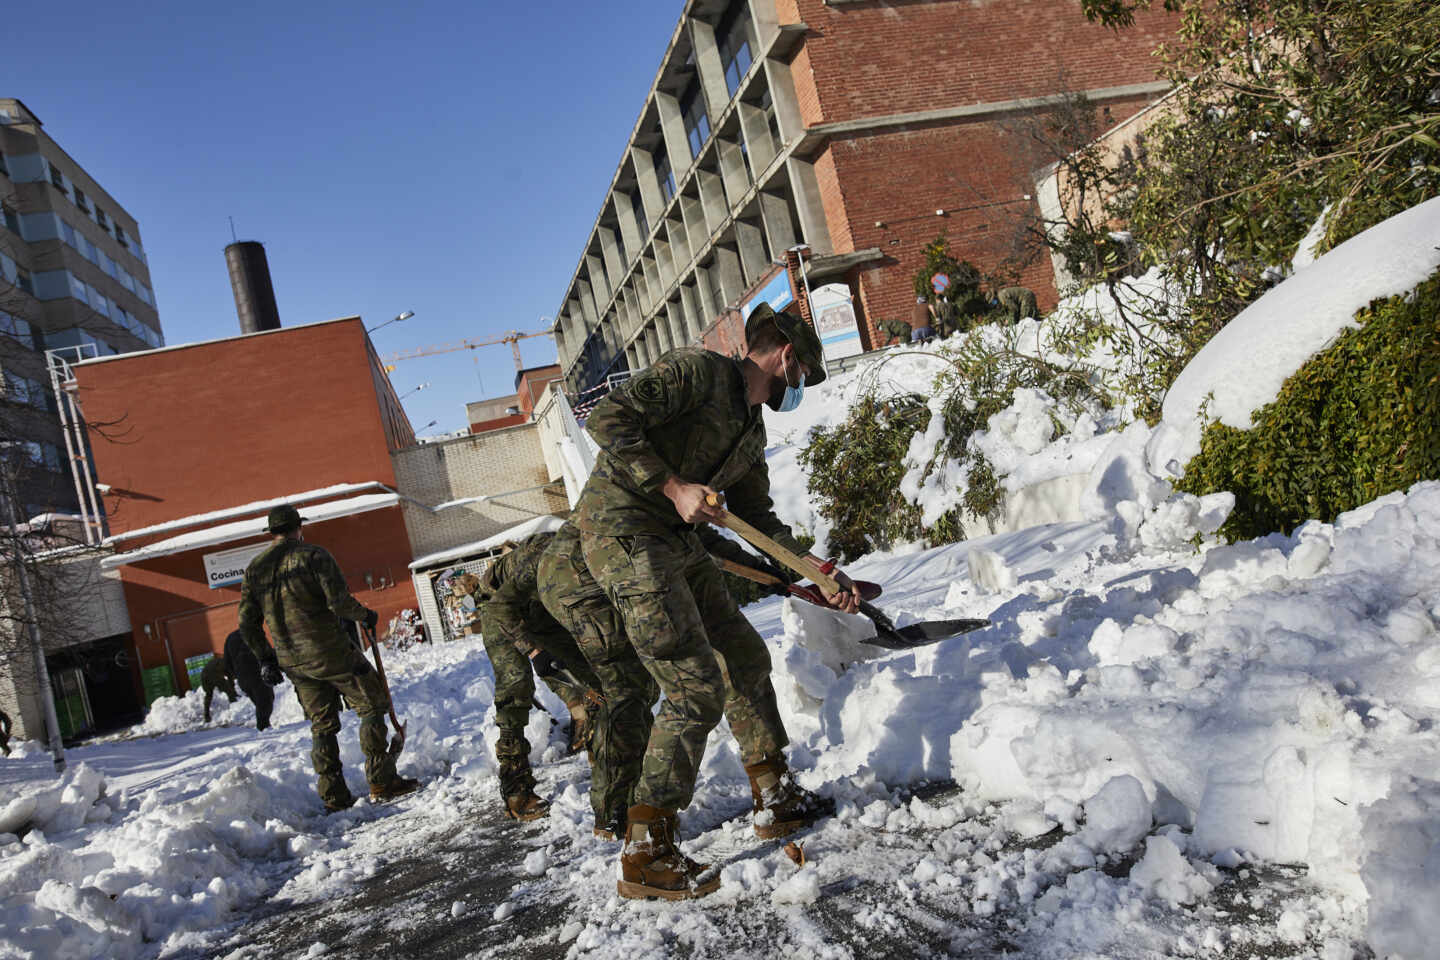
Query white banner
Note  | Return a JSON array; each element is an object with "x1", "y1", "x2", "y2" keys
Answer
[
  {"x1": 202, "y1": 541, "x2": 270, "y2": 590},
  {"x1": 810, "y1": 283, "x2": 863, "y2": 361}
]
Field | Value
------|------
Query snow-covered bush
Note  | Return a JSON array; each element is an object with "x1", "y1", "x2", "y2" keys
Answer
[{"x1": 1179, "y1": 270, "x2": 1440, "y2": 540}]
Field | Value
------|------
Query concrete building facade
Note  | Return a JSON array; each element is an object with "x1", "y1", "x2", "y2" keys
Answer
[
  {"x1": 0, "y1": 98, "x2": 163, "y2": 516},
  {"x1": 550, "y1": 0, "x2": 1180, "y2": 395}
]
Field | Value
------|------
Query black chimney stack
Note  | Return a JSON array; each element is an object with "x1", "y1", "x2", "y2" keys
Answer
[{"x1": 224, "y1": 240, "x2": 281, "y2": 334}]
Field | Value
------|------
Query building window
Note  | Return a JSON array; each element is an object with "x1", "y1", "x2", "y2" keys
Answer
[
  {"x1": 95, "y1": 207, "x2": 110, "y2": 234},
  {"x1": 655, "y1": 150, "x2": 676, "y2": 204},
  {"x1": 73, "y1": 187, "x2": 90, "y2": 213},
  {"x1": 115, "y1": 225, "x2": 128, "y2": 249},
  {"x1": 681, "y1": 84, "x2": 711, "y2": 159},
  {"x1": 15, "y1": 268, "x2": 33, "y2": 295},
  {"x1": 0, "y1": 312, "x2": 32, "y2": 347},
  {"x1": 718, "y1": 7, "x2": 754, "y2": 97},
  {"x1": 49, "y1": 162, "x2": 66, "y2": 193},
  {"x1": 1, "y1": 203, "x2": 18, "y2": 236}
]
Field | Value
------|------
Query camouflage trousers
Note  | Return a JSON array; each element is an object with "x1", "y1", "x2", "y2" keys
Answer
[
  {"x1": 580, "y1": 527, "x2": 788, "y2": 812},
  {"x1": 479, "y1": 599, "x2": 602, "y2": 797},
  {"x1": 539, "y1": 529, "x2": 660, "y2": 825},
  {"x1": 286, "y1": 642, "x2": 396, "y2": 807}
]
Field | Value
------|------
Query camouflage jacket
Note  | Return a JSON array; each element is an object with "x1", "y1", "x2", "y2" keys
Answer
[
  {"x1": 478, "y1": 531, "x2": 556, "y2": 624},
  {"x1": 574, "y1": 347, "x2": 806, "y2": 555},
  {"x1": 238, "y1": 538, "x2": 369, "y2": 669}
]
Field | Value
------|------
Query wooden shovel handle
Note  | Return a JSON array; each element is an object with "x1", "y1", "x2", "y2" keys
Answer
[{"x1": 705, "y1": 494, "x2": 842, "y2": 595}]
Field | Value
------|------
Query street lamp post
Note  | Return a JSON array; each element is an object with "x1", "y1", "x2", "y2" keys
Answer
[
  {"x1": 400, "y1": 382, "x2": 430, "y2": 401},
  {"x1": 367, "y1": 310, "x2": 414, "y2": 335}
]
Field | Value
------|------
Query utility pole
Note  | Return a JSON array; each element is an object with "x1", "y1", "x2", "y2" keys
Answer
[{"x1": 0, "y1": 452, "x2": 66, "y2": 774}]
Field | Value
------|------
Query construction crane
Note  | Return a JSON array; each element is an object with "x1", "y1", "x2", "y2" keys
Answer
[{"x1": 382, "y1": 329, "x2": 554, "y2": 372}]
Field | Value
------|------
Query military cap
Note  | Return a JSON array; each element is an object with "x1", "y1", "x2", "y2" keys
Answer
[
  {"x1": 745, "y1": 302, "x2": 827, "y2": 386},
  {"x1": 265, "y1": 504, "x2": 306, "y2": 533}
]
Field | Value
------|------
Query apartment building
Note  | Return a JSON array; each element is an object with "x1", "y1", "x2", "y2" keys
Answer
[
  {"x1": 551, "y1": 0, "x2": 1180, "y2": 395},
  {"x1": 0, "y1": 98, "x2": 162, "y2": 517}
]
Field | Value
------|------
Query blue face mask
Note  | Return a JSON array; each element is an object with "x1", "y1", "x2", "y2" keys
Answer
[{"x1": 776, "y1": 352, "x2": 806, "y2": 413}]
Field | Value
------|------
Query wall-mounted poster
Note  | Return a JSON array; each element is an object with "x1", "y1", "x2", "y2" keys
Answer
[{"x1": 810, "y1": 282, "x2": 863, "y2": 361}]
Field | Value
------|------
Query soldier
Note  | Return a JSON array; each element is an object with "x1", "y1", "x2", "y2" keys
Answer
[
  {"x1": 877, "y1": 317, "x2": 914, "y2": 347},
  {"x1": 910, "y1": 295, "x2": 935, "y2": 341},
  {"x1": 224, "y1": 629, "x2": 275, "y2": 730},
  {"x1": 574, "y1": 303, "x2": 861, "y2": 900},
  {"x1": 470, "y1": 530, "x2": 607, "y2": 822},
  {"x1": 0, "y1": 708, "x2": 11, "y2": 756},
  {"x1": 539, "y1": 519, "x2": 794, "y2": 843},
  {"x1": 199, "y1": 654, "x2": 238, "y2": 724},
  {"x1": 238, "y1": 504, "x2": 419, "y2": 812},
  {"x1": 995, "y1": 285, "x2": 1039, "y2": 323}
]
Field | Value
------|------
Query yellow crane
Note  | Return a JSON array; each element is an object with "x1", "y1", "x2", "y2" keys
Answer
[{"x1": 382, "y1": 329, "x2": 553, "y2": 372}]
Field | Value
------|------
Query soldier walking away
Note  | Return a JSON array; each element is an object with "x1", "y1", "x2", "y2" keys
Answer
[
  {"x1": 239, "y1": 505, "x2": 420, "y2": 812},
  {"x1": 574, "y1": 302, "x2": 860, "y2": 900},
  {"x1": 994, "y1": 285, "x2": 1039, "y2": 324},
  {"x1": 224, "y1": 629, "x2": 276, "y2": 730},
  {"x1": 0, "y1": 708, "x2": 11, "y2": 756},
  {"x1": 469, "y1": 531, "x2": 607, "y2": 822},
  {"x1": 877, "y1": 317, "x2": 914, "y2": 347},
  {"x1": 199, "y1": 654, "x2": 238, "y2": 724}
]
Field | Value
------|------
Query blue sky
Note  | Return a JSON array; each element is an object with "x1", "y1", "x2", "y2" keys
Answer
[{"x1": 13, "y1": 0, "x2": 682, "y2": 432}]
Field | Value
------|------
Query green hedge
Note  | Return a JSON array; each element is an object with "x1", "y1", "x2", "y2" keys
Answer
[{"x1": 1178, "y1": 269, "x2": 1440, "y2": 540}]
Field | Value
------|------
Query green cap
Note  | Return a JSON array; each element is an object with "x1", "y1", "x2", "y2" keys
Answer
[
  {"x1": 266, "y1": 504, "x2": 306, "y2": 533},
  {"x1": 744, "y1": 302, "x2": 827, "y2": 386}
]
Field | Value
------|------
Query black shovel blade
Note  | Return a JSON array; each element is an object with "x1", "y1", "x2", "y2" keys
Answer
[{"x1": 865, "y1": 618, "x2": 990, "y2": 650}]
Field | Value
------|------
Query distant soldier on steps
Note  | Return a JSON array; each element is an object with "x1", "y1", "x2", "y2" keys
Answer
[
  {"x1": 239, "y1": 504, "x2": 420, "y2": 812},
  {"x1": 994, "y1": 285, "x2": 1039, "y2": 324}
]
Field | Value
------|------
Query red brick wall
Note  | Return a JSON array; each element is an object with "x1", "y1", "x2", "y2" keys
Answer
[
  {"x1": 469, "y1": 413, "x2": 529, "y2": 434},
  {"x1": 816, "y1": 96, "x2": 1157, "y2": 348},
  {"x1": 75, "y1": 318, "x2": 400, "y2": 535},
  {"x1": 122, "y1": 506, "x2": 417, "y2": 693},
  {"x1": 790, "y1": 0, "x2": 1180, "y2": 125}
]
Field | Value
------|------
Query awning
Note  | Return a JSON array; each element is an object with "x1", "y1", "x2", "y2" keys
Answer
[
  {"x1": 100, "y1": 492, "x2": 401, "y2": 569},
  {"x1": 407, "y1": 515, "x2": 564, "y2": 571},
  {"x1": 102, "y1": 481, "x2": 387, "y2": 546}
]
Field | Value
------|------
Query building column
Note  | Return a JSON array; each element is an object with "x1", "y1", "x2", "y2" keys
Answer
[
  {"x1": 655, "y1": 91, "x2": 695, "y2": 181},
  {"x1": 785, "y1": 157, "x2": 834, "y2": 255},
  {"x1": 735, "y1": 217, "x2": 769, "y2": 285},
  {"x1": 713, "y1": 244, "x2": 745, "y2": 307},
  {"x1": 689, "y1": 18, "x2": 731, "y2": 121},
  {"x1": 631, "y1": 146, "x2": 668, "y2": 224},
  {"x1": 758, "y1": 190, "x2": 798, "y2": 261}
]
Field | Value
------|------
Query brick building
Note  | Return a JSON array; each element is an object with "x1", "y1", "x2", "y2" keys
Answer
[
  {"x1": 465, "y1": 363, "x2": 564, "y2": 434},
  {"x1": 70, "y1": 316, "x2": 419, "y2": 713},
  {"x1": 550, "y1": 0, "x2": 1180, "y2": 394}
]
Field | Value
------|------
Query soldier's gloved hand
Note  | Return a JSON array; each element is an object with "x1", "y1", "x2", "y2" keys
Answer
[
  {"x1": 261, "y1": 661, "x2": 283, "y2": 686},
  {"x1": 529, "y1": 650, "x2": 561, "y2": 679},
  {"x1": 363, "y1": 608, "x2": 379, "y2": 632}
]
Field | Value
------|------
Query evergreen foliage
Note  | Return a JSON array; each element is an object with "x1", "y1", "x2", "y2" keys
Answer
[{"x1": 1177, "y1": 270, "x2": 1440, "y2": 540}]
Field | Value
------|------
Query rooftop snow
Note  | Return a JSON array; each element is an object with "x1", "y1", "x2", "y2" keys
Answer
[
  {"x1": 103, "y1": 482, "x2": 387, "y2": 546},
  {"x1": 407, "y1": 514, "x2": 564, "y2": 570},
  {"x1": 100, "y1": 492, "x2": 400, "y2": 569}
]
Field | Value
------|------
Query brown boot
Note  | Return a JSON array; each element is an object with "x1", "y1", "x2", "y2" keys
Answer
[
  {"x1": 745, "y1": 756, "x2": 836, "y2": 840},
  {"x1": 617, "y1": 804, "x2": 720, "y2": 901},
  {"x1": 369, "y1": 776, "x2": 421, "y2": 803},
  {"x1": 504, "y1": 790, "x2": 550, "y2": 822},
  {"x1": 593, "y1": 806, "x2": 626, "y2": 841}
]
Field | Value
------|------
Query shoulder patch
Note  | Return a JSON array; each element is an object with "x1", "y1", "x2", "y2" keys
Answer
[{"x1": 633, "y1": 375, "x2": 668, "y2": 404}]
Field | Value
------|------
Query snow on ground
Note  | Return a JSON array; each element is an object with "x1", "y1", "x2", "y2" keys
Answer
[{"x1": 3, "y1": 201, "x2": 1437, "y2": 958}]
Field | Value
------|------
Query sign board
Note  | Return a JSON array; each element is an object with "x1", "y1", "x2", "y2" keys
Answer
[
  {"x1": 809, "y1": 283, "x2": 863, "y2": 361},
  {"x1": 931, "y1": 272, "x2": 950, "y2": 295},
  {"x1": 202, "y1": 541, "x2": 270, "y2": 590},
  {"x1": 185, "y1": 653, "x2": 215, "y2": 691},
  {"x1": 142, "y1": 665, "x2": 175, "y2": 706},
  {"x1": 740, "y1": 267, "x2": 794, "y2": 320}
]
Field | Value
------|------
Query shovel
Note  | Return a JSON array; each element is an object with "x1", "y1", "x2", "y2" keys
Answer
[
  {"x1": 363, "y1": 623, "x2": 407, "y2": 757},
  {"x1": 705, "y1": 495, "x2": 989, "y2": 649}
]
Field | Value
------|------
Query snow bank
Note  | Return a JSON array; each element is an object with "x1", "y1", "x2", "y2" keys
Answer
[{"x1": 1163, "y1": 196, "x2": 1440, "y2": 461}]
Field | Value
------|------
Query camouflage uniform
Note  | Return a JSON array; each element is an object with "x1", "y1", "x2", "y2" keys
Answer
[
  {"x1": 878, "y1": 318, "x2": 914, "y2": 346},
  {"x1": 996, "y1": 286, "x2": 1039, "y2": 323},
  {"x1": 199, "y1": 655, "x2": 237, "y2": 723},
  {"x1": 540, "y1": 520, "x2": 788, "y2": 829},
  {"x1": 474, "y1": 531, "x2": 605, "y2": 807},
  {"x1": 573, "y1": 344, "x2": 815, "y2": 812},
  {"x1": 239, "y1": 535, "x2": 394, "y2": 809},
  {"x1": 224, "y1": 629, "x2": 275, "y2": 730}
]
